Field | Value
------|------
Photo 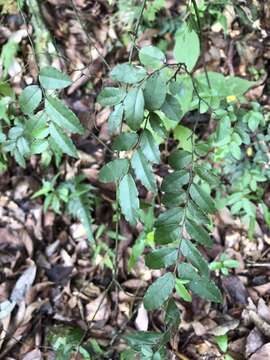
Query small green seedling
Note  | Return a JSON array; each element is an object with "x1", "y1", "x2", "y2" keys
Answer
[{"x1": 209, "y1": 253, "x2": 239, "y2": 276}]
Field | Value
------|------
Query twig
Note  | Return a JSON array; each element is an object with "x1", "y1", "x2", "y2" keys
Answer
[
  {"x1": 190, "y1": 0, "x2": 211, "y2": 89},
  {"x1": 70, "y1": 0, "x2": 111, "y2": 71},
  {"x1": 128, "y1": 0, "x2": 147, "y2": 64}
]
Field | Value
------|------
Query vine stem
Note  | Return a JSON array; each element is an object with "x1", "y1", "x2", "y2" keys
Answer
[
  {"x1": 128, "y1": 0, "x2": 147, "y2": 64},
  {"x1": 190, "y1": 0, "x2": 211, "y2": 89}
]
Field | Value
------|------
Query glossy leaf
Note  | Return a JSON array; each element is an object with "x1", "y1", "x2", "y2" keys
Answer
[
  {"x1": 168, "y1": 149, "x2": 192, "y2": 170},
  {"x1": 97, "y1": 87, "x2": 126, "y2": 106},
  {"x1": 112, "y1": 132, "x2": 138, "y2": 151},
  {"x1": 186, "y1": 200, "x2": 211, "y2": 225},
  {"x1": 108, "y1": 104, "x2": 123, "y2": 135},
  {"x1": 119, "y1": 174, "x2": 139, "y2": 225},
  {"x1": 99, "y1": 159, "x2": 129, "y2": 183},
  {"x1": 143, "y1": 272, "x2": 175, "y2": 310},
  {"x1": 140, "y1": 129, "x2": 160, "y2": 164},
  {"x1": 145, "y1": 248, "x2": 178, "y2": 269},
  {"x1": 175, "y1": 278, "x2": 192, "y2": 302},
  {"x1": 124, "y1": 88, "x2": 145, "y2": 130},
  {"x1": 180, "y1": 239, "x2": 209, "y2": 277},
  {"x1": 174, "y1": 23, "x2": 200, "y2": 71},
  {"x1": 39, "y1": 66, "x2": 72, "y2": 89},
  {"x1": 189, "y1": 276, "x2": 222, "y2": 303},
  {"x1": 161, "y1": 170, "x2": 189, "y2": 193},
  {"x1": 110, "y1": 63, "x2": 146, "y2": 84},
  {"x1": 144, "y1": 73, "x2": 166, "y2": 111},
  {"x1": 49, "y1": 122, "x2": 78, "y2": 158},
  {"x1": 19, "y1": 85, "x2": 42, "y2": 115},
  {"x1": 139, "y1": 45, "x2": 165, "y2": 69},
  {"x1": 186, "y1": 219, "x2": 213, "y2": 248},
  {"x1": 45, "y1": 96, "x2": 84, "y2": 134},
  {"x1": 161, "y1": 94, "x2": 182, "y2": 122},
  {"x1": 194, "y1": 165, "x2": 219, "y2": 186},
  {"x1": 189, "y1": 183, "x2": 216, "y2": 214},
  {"x1": 131, "y1": 149, "x2": 157, "y2": 193}
]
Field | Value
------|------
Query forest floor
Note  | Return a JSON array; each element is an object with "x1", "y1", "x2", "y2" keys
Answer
[{"x1": 0, "y1": 1, "x2": 270, "y2": 359}]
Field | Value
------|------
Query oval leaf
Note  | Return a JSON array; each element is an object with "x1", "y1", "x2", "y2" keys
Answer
[
  {"x1": 110, "y1": 63, "x2": 146, "y2": 84},
  {"x1": 189, "y1": 183, "x2": 216, "y2": 214},
  {"x1": 49, "y1": 123, "x2": 78, "y2": 158},
  {"x1": 99, "y1": 159, "x2": 129, "y2": 183},
  {"x1": 139, "y1": 45, "x2": 165, "y2": 69},
  {"x1": 173, "y1": 23, "x2": 200, "y2": 72},
  {"x1": 45, "y1": 96, "x2": 84, "y2": 134},
  {"x1": 144, "y1": 73, "x2": 167, "y2": 111},
  {"x1": 145, "y1": 248, "x2": 177, "y2": 269},
  {"x1": 140, "y1": 129, "x2": 160, "y2": 164},
  {"x1": 119, "y1": 174, "x2": 139, "y2": 226},
  {"x1": 161, "y1": 94, "x2": 182, "y2": 122},
  {"x1": 19, "y1": 85, "x2": 42, "y2": 115},
  {"x1": 124, "y1": 88, "x2": 145, "y2": 130},
  {"x1": 131, "y1": 149, "x2": 157, "y2": 193},
  {"x1": 143, "y1": 272, "x2": 175, "y2": 311},
  {"x1": 39, "y1": 66, "x2": 72, "y2": 89},
  {"x1": 97, "y1": 87, "x2": 126, "y2": 107}
]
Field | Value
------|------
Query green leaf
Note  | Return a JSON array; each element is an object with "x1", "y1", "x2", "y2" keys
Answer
[
  {"x1": 155, "y1": 207, "x2": 183, "y2": 228},
  {"x1": 174, "y1": 23, "x2": 200, "y2": 71},
  {"x1": 49, "y1": 122, "x2": 78, "y2": 158},
  {"x1": 162, "y1": 191, "x2": 186, "y2": 208},
  {"x1": 97, "y1": 87, "x2": 126, "y2": 106},
  {"x1": 144, "y1": 73, "x2": 167, "y2": 111},
  {"x1": 112, "y1": 133, "x2": 138, "y2": 151},
  {"x1": 189, "y1": 183, "x2": 216, "y2": 214},
  {"x1": 108, "y1": 104, "x2": 123, "y2": 135},
  {"x1": 145, "y1": 248, "x2": 177, "y2": 269},
  {"x1": 168, "y1": 149, "x2": 192, "y2": 170},
  {"x1": 110, "y1": 63, "x2": 146, "y2": 84},
  {"x1": 155, "y1": 227, "x2": 180, "y2": 245},
  {"x1": 174, "y1": 125, "x2": 193, "y2": 152},
  {"x1": 19, "y1": 85, "x2": 42, "y2": 115},
  {"x1": 124, "y1": 332, "x2": 163, "y2": 348},
  {"x1": 165, "y1": 298, "x2": 181, "y2": 329},
  {"x1": 128, "y1": 235, "x2": 145, "y2": 272},
  {"x1": 189, "y1": 276, "x2": 222, "y2": 303},
  {"x1": 68, "y1": 194, "x2": 93, "y2": 243},
  {"x1": 99, "y1": 159, "x2": 129, "y2": 183},
  {"x1": 180, "y1": 239, "x2": 209, "y2": 276},
  {"x1": 131, "y1": 150, "x2": 157, "y2": 193},
  {"x1": 186, "y1": 200, "x2": 210, "y2": 225},
  {"x1": 154, "y1": 208, "x2": 183, "y2": 245},
  {"x1": 194, "y1": 165, "x2": 219, "y2": 186},
  {"x1": 119, "y1": 174, "x2": 139, "y2": 226},
  {"x1": 45, "y1": 96, "x2": 84, "y2": 134},
  {"x1": 143, "y1": 272, "x2": 175, "y2": 310},
  {"x1": 31, "y1": 139, "x2": 49, "y2": 154},
  {"x1": 175, "y1": 278, "x2": 192, "y2": 302},
  {"x1": 140, "y1": 129, "x2": 160, "y2": 164},
  {"x1": 39, "y1": 66, "x2": 72, "y2": 89},
  {"x1": 178, "y1": 263, "x2": 199, "y2": 281},
  {"x1": 186, "y1": 219, "x2": 213, "y2": 248},
  {"x1": 139, "y1": 45, "x2": 165, "y2": 69},
  {"x1": 149, "y1": 113, "x2": 167, "y2": 139},
  {"x1": 161, "y1": 170, "x2": 189, "y2": 193},
  {"x1": 230, "y1": 141, "x2": 241, "y2": 160},
  {"x1": 161, "y1": 94, "x2": 182, "y2": 122},
  {"x1": 124, "y1": 88, "x2": 145, "y2": 130},
  {"x1": 17, "y1": 137, "x2": 30, "y2": 156},
  {"x1": 215, "y1": 335, "x2": 228, "y2": 353}
]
